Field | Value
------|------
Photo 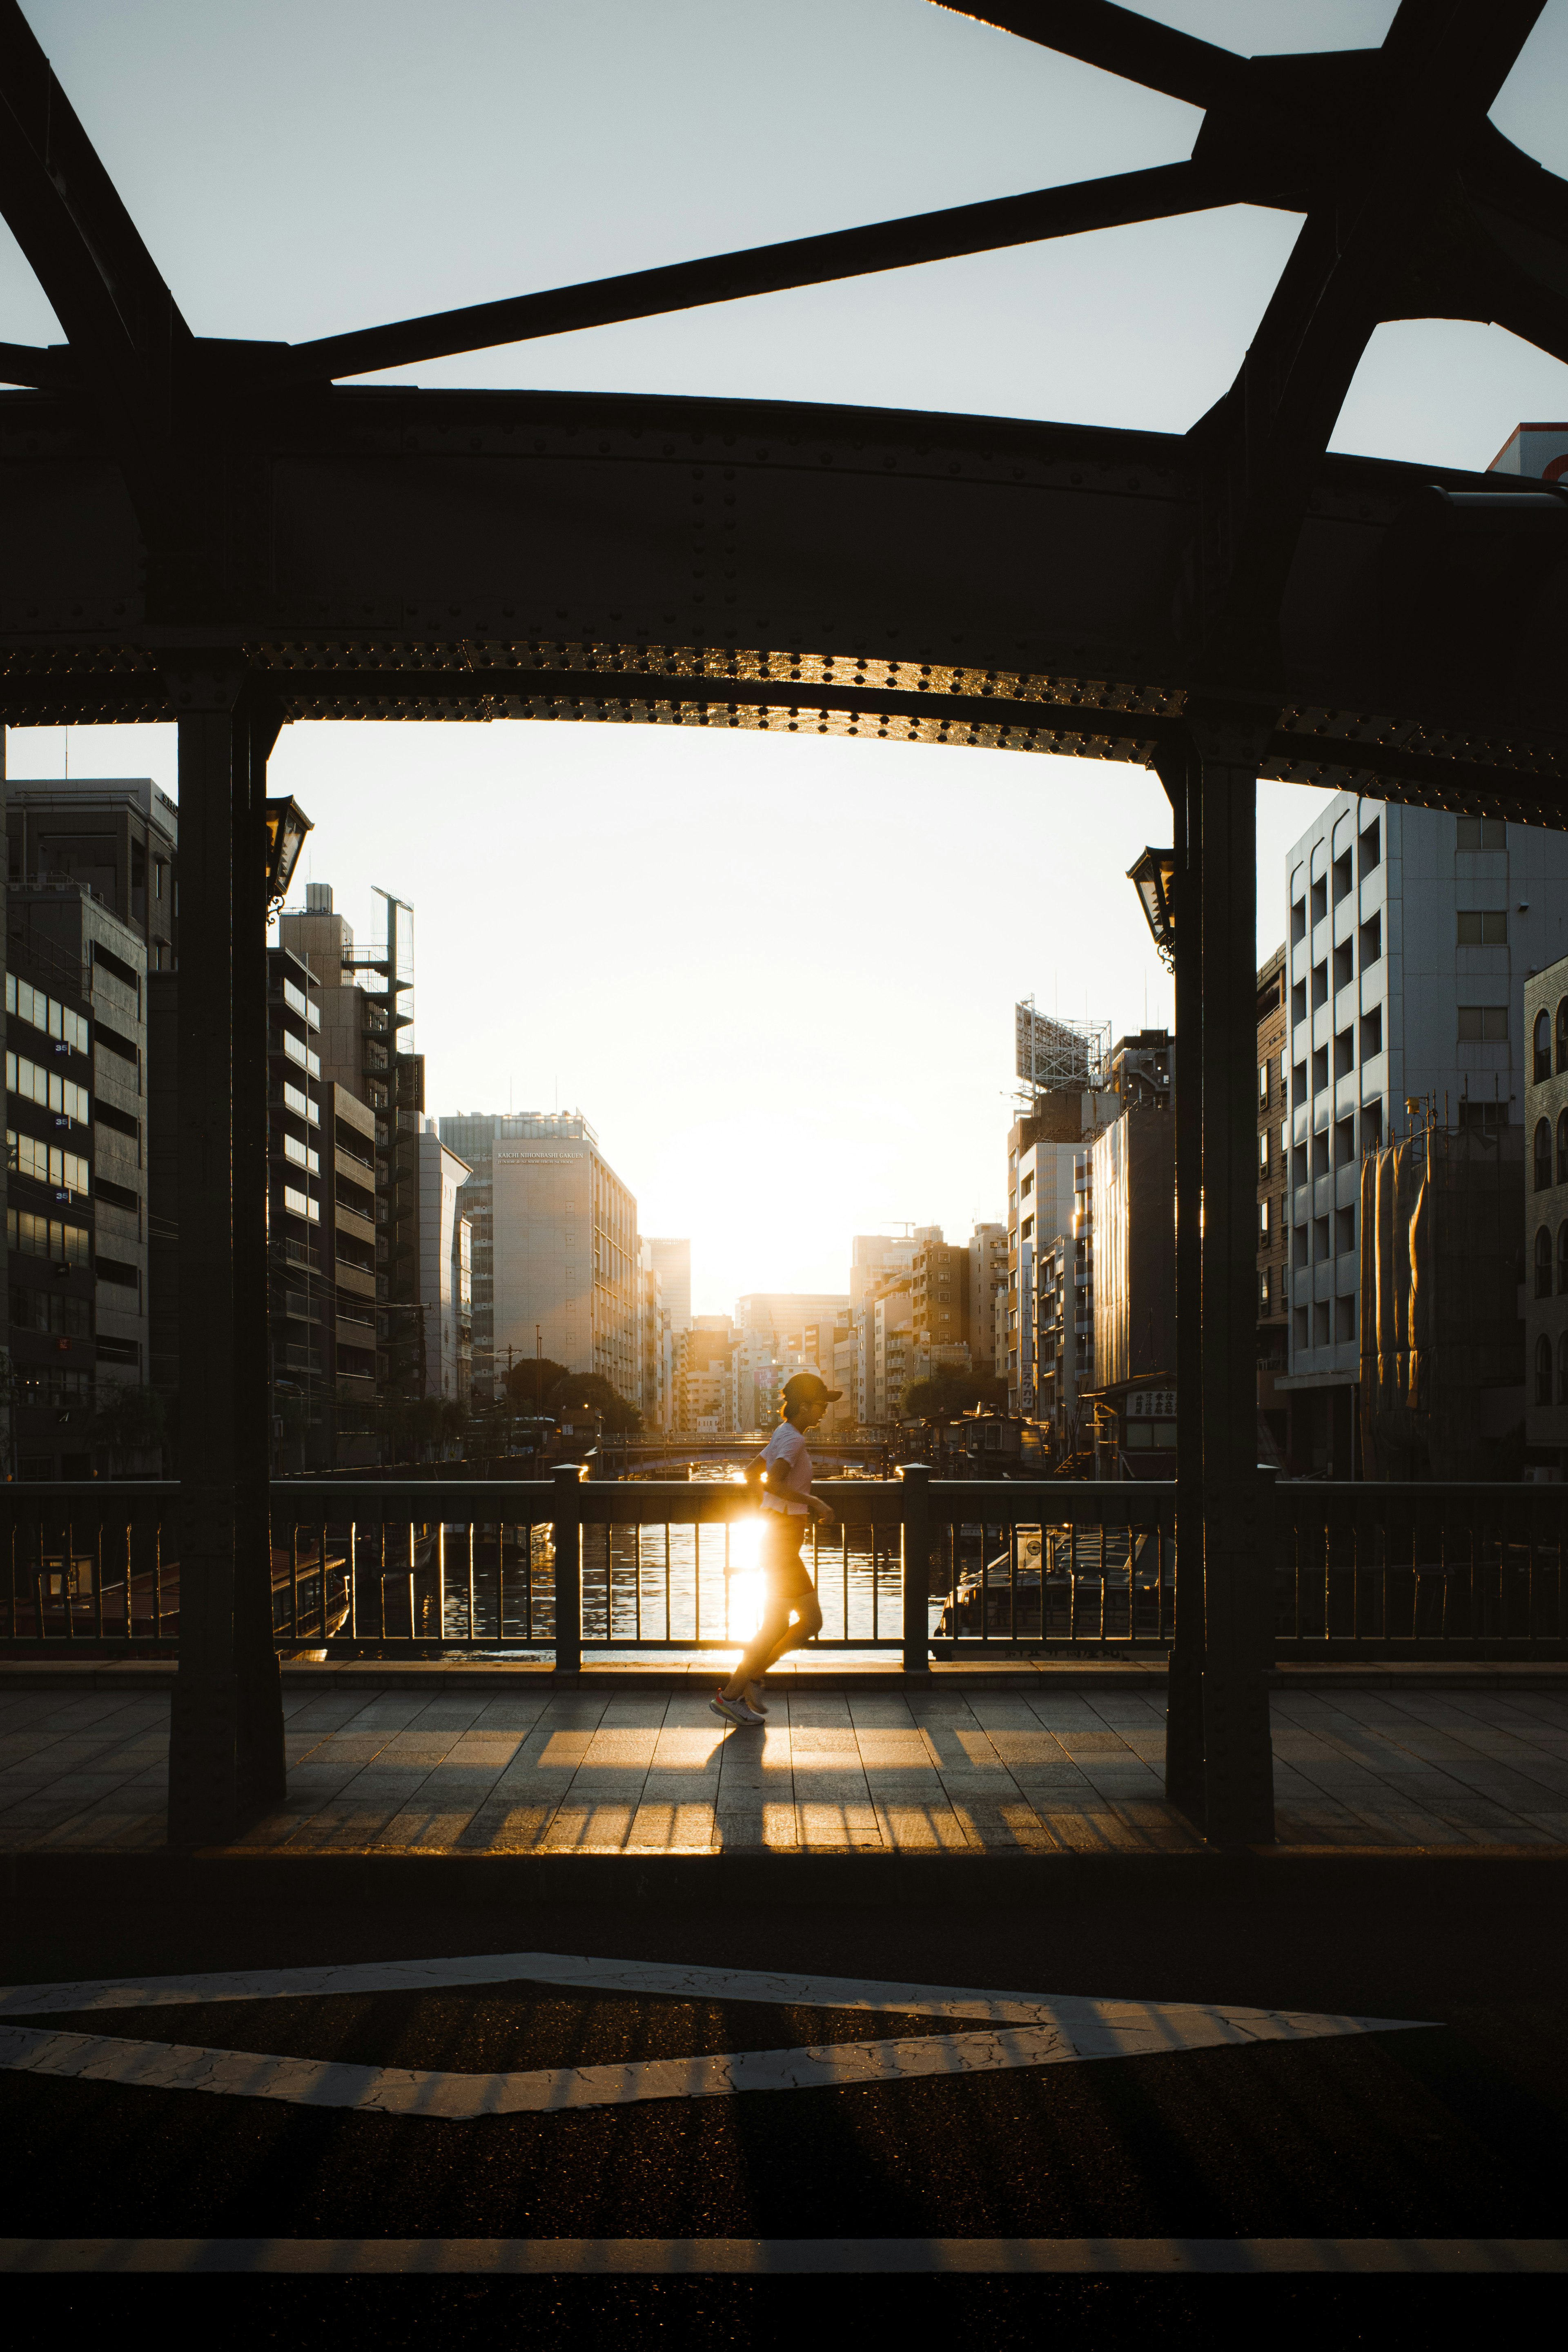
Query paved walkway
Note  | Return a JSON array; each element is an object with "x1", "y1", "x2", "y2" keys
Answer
[{"x1": 4, "y1": 1681, "x2": 1568, "y2": 1853}]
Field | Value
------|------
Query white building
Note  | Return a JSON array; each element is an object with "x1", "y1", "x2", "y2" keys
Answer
[
  {"x1": 1280, "y1": 793, "x2": 1568, "y2": 1472},
  {"x1": 645, "y1": 1237, "x2": 691, "y2": 1336},
  {"x1": 416, "y1": 1124, "x2": 471, "y2": 1402},
  {"x1": 490, "y1": 1112, "x2": 639, "y2": 1404}
]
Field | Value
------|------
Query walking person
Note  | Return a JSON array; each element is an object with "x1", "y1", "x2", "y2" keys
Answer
[{"x1": 710, "y1": 1371, "x2": 840, "y2": 1727}]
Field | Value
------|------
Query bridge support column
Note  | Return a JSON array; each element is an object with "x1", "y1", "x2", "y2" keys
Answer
[
  {"x1": 1160, "y1": 725, "x2": 1275, "y2": 1846},
  {"x1": 167, "y1": 693, "x2": 284, "y2": 1845}
]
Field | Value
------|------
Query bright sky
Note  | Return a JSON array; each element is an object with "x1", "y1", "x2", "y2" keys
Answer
[{"x1": 4, "y1": 1, "x2": 1566, "y2": 1312}]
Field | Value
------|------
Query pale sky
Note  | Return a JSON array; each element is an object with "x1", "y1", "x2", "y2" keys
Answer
[{"x1": 4, "y1": 2, "x2": 1566, "y2": 1311}]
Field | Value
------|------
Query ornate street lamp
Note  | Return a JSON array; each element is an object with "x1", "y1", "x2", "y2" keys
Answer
[
  {"x1": 264, "y1": 795, "x2": 314, "y2": 913},
  {"x1": 1127, "y1": 845, "x2": 1176, "y2": 972}
]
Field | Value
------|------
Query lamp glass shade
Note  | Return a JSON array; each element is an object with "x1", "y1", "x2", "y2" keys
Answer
[
  {"x1": 1127, "y1": 846, "x2": 1176, "y2": 965},
  {"x1": 265, "y1": 796, "x2": 313, "y2": 903}
]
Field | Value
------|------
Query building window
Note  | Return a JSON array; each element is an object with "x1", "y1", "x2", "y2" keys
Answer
[
  {"x1": 1259, "y1": 1268, "x2": 1270, "y2": 1314},
  {"x1": 1460, "y1": 1006, "x2": 1510, "y2": 1043},
  {"x1": 1258, "y1": 1129, "x2": 1270, "y2": 1175},
  {"x1": 1293, "y1": 1305, "x2": 1308, "y2": 1352},
  {"x1": 1535, "y1": 1010, "x2": 1553, "y2": 1082},
  {"x1": 1536, "y1": 1120, "x2": 1553, "y2": 1193},
  {"x1": 1334, "y1": 1027, "x2": 1355, "y2": 1080},
  {"x1": 1292, "y1": 898, "x2": 1307, "y2": 944},
  {"x1": 1457, "y1": 816, "x2": 1506, "y2": 851},
  {"x1": 1258, "y1": 1198, "x2": 1271, "y2": 1248},
  {"x1": 1312, "y1": 959, "x2": 1328, "y2": 1009},
  {"x1": 1313, "y1": 1301, "x2": 1330, "y2": 1347},
  {"x1": 1335, "y1": 1295, "x2": 1355, "y2": 1343},
  {"x1": 1537, "y1": 1334, "x2": 1554, "y2": 1407},
  {"x1": 1536, "y1": 1226, "x2": 1554, "y2": 1298},
  {"x1": 1359, "y1": 817, "x2": 1381, "y2": 875},
  {"x1": 1458, "y1": 911, "x2": 1508, "y2": 945},
  {"x1": 1258, "y1": 1061, "x2": 1270, "y2": 1108},
  {"x1": 1359, "y1": 912, "x2": 1381, "y2": 968},
  {"x1": 1558, "y1": 1223, "x2": 1568, "y2": 1296}
]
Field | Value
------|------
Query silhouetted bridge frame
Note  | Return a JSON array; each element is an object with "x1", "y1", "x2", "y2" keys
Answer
[{"x1": 0, "y1": 0, "x2": 1565, "y2": 1846}]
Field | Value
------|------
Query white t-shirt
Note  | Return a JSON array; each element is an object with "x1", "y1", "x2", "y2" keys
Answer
[{"x1": 760, "y1": 1420, "x2": 811, "y2": 1515}]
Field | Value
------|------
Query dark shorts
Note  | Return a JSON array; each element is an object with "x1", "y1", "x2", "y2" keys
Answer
[{"x1": 759, "y1": 1515, "x2": 817, "y2": 1602}]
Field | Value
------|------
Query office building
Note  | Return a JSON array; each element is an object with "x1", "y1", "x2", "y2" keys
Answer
[
  {"x1": 1006, "y1": 1080, "x2": 1119, "y2": 1416},
  {"x1": 1088, "y1": 1101, "x2": 1176, "y2": 1476},
  {"x1": 1256, "y1": 945, "x2": 1290, "y2": 1459},
  {"x1": 1524, "y1": 955, "x2": 1568, "y2": 1471},
  {"x1": 1279, "y1": 795, "x2": 1568, "y2": 1474},
  {"x1": 637, "y1": 1240, "x2": 672, "y2": 1432},
  {"x1": 645, "y1": 1238, "x2": 691, "y2": 1336},
  {"x1": 969, "y1": 1224, "x2": 1007, "y2": 1374},
  {"x1": 676, "y1": 1316, "x2": 735, "y2": 1434},
  {"x1": 489, "y1": 1111, "x2": 638, "y2": 1403},
  {"x1": 736, "y1": 1290, "x2": 850, "y2": 1341},
  {"x1": 4, "y1": 902, "x2": 99, "y2": 1477},
  {"x1": 265, "y1": 945, "x2": 329, "y2": 1468},
  {"x1": 911, "y1": 1229, "x2": 969, "y2": 1364},
  {"x1": 278, "y1": 884, "x2": 426, "y2": 1403},
  {"x1": 849, "y1": 1236, "x2": 915, "y2": 1312},
  {"x1": 5, "y1": 777, "x2": 178, "y2": 971},
  {"x1": 417, "y1": 1125, "x2": 472, "y2": 1405}
]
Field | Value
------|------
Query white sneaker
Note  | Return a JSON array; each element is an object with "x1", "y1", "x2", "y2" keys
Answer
[{"x1": 710, "y1": 1690, "x2": 764, "y2": 1728}]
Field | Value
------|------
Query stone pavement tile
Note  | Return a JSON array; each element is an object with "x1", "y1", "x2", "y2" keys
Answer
[
  {"x1": 364, "y1": 1734, "x2": 468, "y2": 1768},
  {"x1": 318, "y1": 1696, "x2": 432, "y2": 1731},
  {"x1": 413, "y1": 1765, "x2": 513, "y2": 1798},
  {"x1": 787, "y1": 1728, "x2": 860, "y2": 1757},
  {"x1": 527, "y1": 1727, "x2": 599, "y2": 1769},
  {"x1": 1274, "y1": 1800, "x2": 1391, "y2": 1846},
  {"x1": 373, "y1": 1800, "x2": 488, "y2": 1848},
  {"x1": 1, "y1": 1802, "x2": 102, "y2": 1846},
  {"x1": 1027, "y1": 1803, "x2": 1143, "y2": 1853},
  {"x1": 1515, "y1": 1811, "x2": 1568, "y2": 1843},
  {"x1": 925, "y1": 1725, "x2": 1008, "y2": 1769},
  {"x1": 1080, "y1": 1762, "x2": 1165, "y2": 1790},
  {"x1": 539, "y1": 1804, "x2": 635, "y2": 1851},
  {"x1": 532, "y1": 1697, "x2": 611, "y2": 1728},
  {"x1": 327, "y1": 1767, "x2": 436, "y2": 1806},
  {"x1": 3, "y1": 1768, "x2": 136, "y2": 1806},
  {"x1": 581, "y1": 1731, "x2": 660, "y2": 1766},
  {"x1": 846, "y1": 1697, "x2": 918, "y2": 1725},
  {"x1": 1414, "y1": 1794, "x2": 1553, "y2": 1844},
  {"x1": 279, "y1": 1803, "x2": 409, "y2": 1851},
  {"x1": 443, "y1": 1730, "x2": 528, "y2": 1762},
  {"x1": 639, "y1": 1769, "x2": 722, "y2": 1802},
  {"x1": 1009, "y1": 1763, "x2": 1092, "y2": 1791},
  {"x1": 1434, "y1": 1758, "x2": 1568, "y2": 1804},
  {"x1": 1083, "y1": 1697, "x2": 1164, "y2": 1727},
  {"x1": 471, "y1": 1696, "x2": 552, "y2": 1731},
  {"x1": 453, "y1": 1801, "x2": 559, "y2": 1852},
  {"x1": 401, "y1": 1697, "x2": 493, "y2": 1731},
  {"x1": 1335, "y1": 1798, "x2": 1483, "y2": 1847},
  {"x1": 984, "y1": 1730, "x2": 1072, "y2": 1767},
  {"x1": 1055, "y1": 1730, "x2": 1135, "y2": 1754},
  {"x1": 1101, "y1": 1800, "x2": 1200, "y2": 1851},
  {"x1": 715, "y1": 1802, "x2": 797, "y2": 1848},
  {"x1": 784, "y1": 1697, "x2": 853, "y2": 1726},
  {"x1": 853, "y1": 1729, "x2": 936, "y2": 1766},
  {"x1": 796, "y1": 1803, "x2": 883, "y2": 1847},
  {"x1": 652, "y1": 1724, "x2": 726, "y2": 1759},
  {"x1": 872, "y1": 1800, "x2": 973, "y2": 1850},
  {"x1": 594, "y1": 1698, "x2": 675, "y2": 1729},
  {"x1": 31, "y1": 1805, "x2": 165, "y2": 1851},
  {"x1": 281, "y1": 1692, "x2": 368, "y2": 1723},
  {"x1": 949, "y1": 1799, "x2": 1057, "y2": 1853},
  {"x1": 964, "y1": 1699, "x2": 1048, "y2": 1728},
  {"x1": 626, "y1": 1801, "x2": 717, "y2": 1850},
  {"x1": 559, "y1": 1767, "x2": 652, "y2": 1801}
]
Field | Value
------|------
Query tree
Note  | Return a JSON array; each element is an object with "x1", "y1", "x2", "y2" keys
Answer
[
  {"x1": 900, "y1": 1367, "x2": 1008, "y2": 1423},
  {"x1": 549, "y1": 1370, "x2": 643, "y2": 1436},
  {"x1": 501, "y1": 1356, "x2": 571, "y2": 1412}
]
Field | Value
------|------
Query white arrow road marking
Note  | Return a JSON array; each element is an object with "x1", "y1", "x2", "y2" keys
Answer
[
  {"x1": 2, "y1": 2238, "x2": 1566, "y2": 2274},
  {"x1": 0, "y1": 1996, "x2": 1425, "y2": 2121},
  {"x1": 0, "y1": 1949, "x2": 1432, "y2": 2040}
]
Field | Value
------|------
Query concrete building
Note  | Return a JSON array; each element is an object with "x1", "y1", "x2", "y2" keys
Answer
[
  {"x1": 417, "y1": 1124, "x2": 472, "y2": 1405},
  {"x1": 849, "y1": 1236, "x2": 915, "y2": 1313},
  {"x1": 969, "y1": 1224, "x2": 1007, "y2": 1374},
  {"x1": 637, "y1": 1241, "x2": 673, "y2": 1434},
  {"x1": 1525, "y1": 953, "x2": 1568, "y2": 1469},
  {"x1": 4, "y1": 905, "x2": 99, "y2": 1477},
  {"x1": 1279, "y1": 795, "x2": 1568, "y2": 1475},
  {"x1": 1257, "y1": 945, "x2": 1290, "y2": 1460},
  {"x1": 1006, "y1": 1086, "x2": 1119, "y2": 1415},
  {"x1": 1088, "y1": 1103, "x2": 1176, "y2": 1476},
  {"x1": 277, "y1": 884, "x2": 427, "y2": 1404},
  {"x1": 676, "y1": 1316, "x2": 735, "y2": 1434},
  {"x1": 911, "y1": 1229, "x2": 968, "y2": 1365},
  {"x1": 735, "y1": 1290, "x2": 850, "y2": 1343},
  {"x1": 265, "y1": 944, "x2": 328, "y2": 1468},
  {"x1": 490, "y1": 1111, "x2": 638, "y2": 1404},
  {"x1": 645, "y1": 1238, "x2": 691, "y2": 1336},
  {"x1": 871, "y1": 1285, "x2": 913, "y2": 1422},
  {"x1": 5, "y1": 777, "x2": 178, "y2": 973}
]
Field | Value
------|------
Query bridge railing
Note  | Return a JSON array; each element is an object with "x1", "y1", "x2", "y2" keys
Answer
[{"x1": 2, "y1": 1477, "x2": 1566, "y2": 1662}]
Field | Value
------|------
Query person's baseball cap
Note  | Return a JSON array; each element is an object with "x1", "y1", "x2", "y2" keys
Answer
[{"x1": 783, "y1": 1371, "x2": 842, "y2": 1406}]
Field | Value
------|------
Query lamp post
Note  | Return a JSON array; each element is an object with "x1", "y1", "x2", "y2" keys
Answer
[
  {"x1": 264, "y1": 796, "x2": 313, "y2": 913},
  {"x1": 1127, "y1": 845, "x2": 1177, "y2": 971}
]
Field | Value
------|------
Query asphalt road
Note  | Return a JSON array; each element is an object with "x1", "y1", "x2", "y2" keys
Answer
[{"x1": 5, "y1": 1865, "x2": 1566, "y2": 2342}]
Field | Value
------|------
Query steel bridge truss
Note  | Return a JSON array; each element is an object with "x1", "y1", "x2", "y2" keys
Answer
[{"x1": 0, "y1": 0, "x2": 1565, "y2": 1848}]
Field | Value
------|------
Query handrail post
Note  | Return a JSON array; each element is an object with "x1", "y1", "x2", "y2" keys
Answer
[
  {"x1": 552, "y1": 1461, "x2": 585, "y2": 1677},
  {"x1": 898, "y1": 1461, "x2": 932, "y2": 1677}
]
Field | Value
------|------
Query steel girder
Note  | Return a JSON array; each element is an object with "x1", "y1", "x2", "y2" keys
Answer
[{"x1": 0, "y1": 0, "x2": 1562, "y2": 815}]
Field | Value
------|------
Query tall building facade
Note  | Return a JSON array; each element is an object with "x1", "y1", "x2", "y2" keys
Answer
[
  {"x1": 417, "y1": 1125, "x2": 472, "y2": 1404},
  {"x1": 1280, "y1": 796, "x2": 1568, "y2": 1474},
  {"x1": 277, "y1": 884, "x2": 427, "y2": 1405},
  {"x1": 968, "y1": 1224, "x2": 1007, "y2": 1374},
  {"x1": 490, "y1": 1112, "x2": 638, "y2": 1402},
  {"x1": 1006, "y1": 1087, "x2": 1119, "y2": 1415},
  {"x1": 645, "y1": 1238, "x2": 691, "y2": 1336},
  {"x1": 1256, "y1": 945, "x2": 1290, "y2": 1460}
]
